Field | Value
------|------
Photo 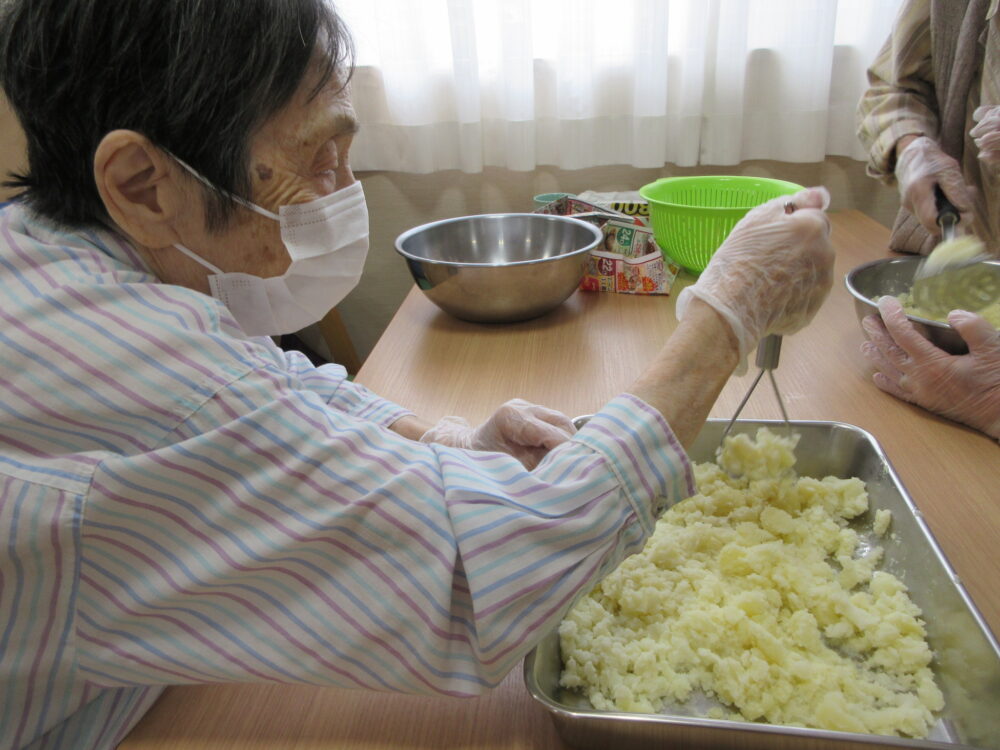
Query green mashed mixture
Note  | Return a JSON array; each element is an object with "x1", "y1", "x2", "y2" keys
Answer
[{"x1": 896, "y1": 293, "x2": 1000, "y2": 328}]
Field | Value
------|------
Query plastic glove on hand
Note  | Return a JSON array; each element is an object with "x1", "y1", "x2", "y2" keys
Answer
[
  {"x1": 676, "y1": 187, "x2": 835, "y2": 369},
  {"x1": 860, "y1": 296, "x2": 1000, "y2": 440},
  {"x1": 420, "y1": 399, "x2": 577, "y2": 469},
  {"x1": 895, "y1": 136, "x2": 975, "y2": 238},
  {"x1": 972, "y1": 106, "x2": 1000, "y2": 170}
]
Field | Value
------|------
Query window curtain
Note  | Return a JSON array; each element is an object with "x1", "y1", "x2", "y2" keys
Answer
[{"x1": 336, "y1": 0, "x2": 903, "y2": 173}]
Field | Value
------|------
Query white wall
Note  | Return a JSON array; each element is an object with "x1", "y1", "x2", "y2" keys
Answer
[{"x1": 0, "y1": 98, "x2": 899, "y2": 363}]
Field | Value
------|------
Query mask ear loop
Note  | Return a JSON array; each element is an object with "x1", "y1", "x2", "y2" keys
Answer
[
  {"x1": 170, "y1": 153, "x2": 281, "y2": 221},
  {"x1": 173, "y1": 242, "x2": 225, "y2": 274},
  {"x1": 168, "y1": 153, "x2": 285, "y2": 275}
]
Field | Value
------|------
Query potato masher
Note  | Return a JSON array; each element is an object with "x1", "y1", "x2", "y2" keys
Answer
[{"x1": 719, "y1": 334, "x2": 790, "y2": 447}]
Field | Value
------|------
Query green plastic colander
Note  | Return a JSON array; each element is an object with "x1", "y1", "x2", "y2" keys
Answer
[{"x1": 639, "y1": 176, "x2": 804, "y2": 274}]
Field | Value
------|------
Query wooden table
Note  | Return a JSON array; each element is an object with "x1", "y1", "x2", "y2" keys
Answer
[{"x1": 121, "y1": 211, "x2": 999, "y2": 749}]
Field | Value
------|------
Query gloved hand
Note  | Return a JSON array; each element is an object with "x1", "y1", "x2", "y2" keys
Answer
[
  {"x1": 420, "y1": 399, "x2": 577, "y2": 469},
  {"x1": 861, "y1": 296, "x2": 1000, "y2": 440},
  {"x1": 971, "y1": 105, "x2": 1000, "y2": 169},
  {"x1": 676, "y1": 187, "x2": 835, "y2": 369},
  {"x1": 895, "y1": 135, "x2": 975, "y2": 238}
]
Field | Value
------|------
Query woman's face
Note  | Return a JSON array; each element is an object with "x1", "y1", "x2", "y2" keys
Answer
[
  {"x1": 249, "y1": 72, "x2": 359, "y2": 218},
  {"x1": 172, "y1": 66, "x2": 360, "y2": 284}
]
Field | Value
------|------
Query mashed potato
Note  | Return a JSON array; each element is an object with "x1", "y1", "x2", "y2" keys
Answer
[
  {"x1": 559, "y1": 428, "x2": 943, "y2": 738},
  {"x1": 897, "y1": 291, "x2": 1000, "y2": 328}
]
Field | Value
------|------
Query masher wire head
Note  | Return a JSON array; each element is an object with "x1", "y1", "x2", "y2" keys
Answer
[{"x1": 719, "y1": 335, "x2": 791, "y2": 447}]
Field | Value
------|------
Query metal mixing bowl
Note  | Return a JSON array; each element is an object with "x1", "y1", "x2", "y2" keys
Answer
[
  {"x1": 395, "y1": 213, "x2": 603, "y2": 323},
  {"x1": 845, "y1": 256, "x2": 1000, "y2": 354}
]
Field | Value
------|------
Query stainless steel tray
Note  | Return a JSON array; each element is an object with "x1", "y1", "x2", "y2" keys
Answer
[{"x1": 524, "y1": 419, "x2": 1000, "y2": 750}]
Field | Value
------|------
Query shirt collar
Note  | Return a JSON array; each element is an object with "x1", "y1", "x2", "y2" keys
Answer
[
  {"x1": 12, "y1": 202, "x2": 155, "y2": 275},
  {"x1": 87, "y1": 224, "x2": 155, "y2": 273}
]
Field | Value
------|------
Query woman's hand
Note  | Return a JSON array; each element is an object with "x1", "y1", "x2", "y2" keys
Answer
[
  {"x1": 420, "y1": 399, "x2": 577, "y2": 469},
  {"x1": 676, "y1": 187, "x2": 835, "y2": 369},
  {"x1": 971, "y1": 105, "x2": 1000, "y2": 169},
  {"x1": 894, "y1": 135, "x2": 976, "y2": 240},
  {"x1": 861, "y1": 296, "x2": 1000, "y2": 440}
]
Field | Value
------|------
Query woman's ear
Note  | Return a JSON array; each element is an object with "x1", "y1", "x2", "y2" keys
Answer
[{"x1": 93, "y1": 130, "x2": 187, "y2": 247}]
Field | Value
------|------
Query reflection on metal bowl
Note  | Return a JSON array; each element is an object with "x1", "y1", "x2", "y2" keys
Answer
[
  {"x1": 844, "y1": 256, "x2": 1000, "y2": 355},
  {"x1": 395, "y1": 213, "x2": 603, "y2": 323}
]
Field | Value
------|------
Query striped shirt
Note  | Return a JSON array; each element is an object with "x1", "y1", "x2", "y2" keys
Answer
[{"x1": 0, "y1": 203, "x2": 695, "y2": 749}]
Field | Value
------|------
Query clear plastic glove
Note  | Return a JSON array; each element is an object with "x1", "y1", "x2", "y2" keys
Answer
[
  {"x1": 971, "y1": 105, "x2": 1000, "y2": 169},
  {"x1": 419, "y1": 399, "x2": 577, "y2": 469},
  {"x1": 895, "y1": 135, "x2": 975, "y2": 237},
  {"x1": 860, "y1": 296, "x2": 1000, "y2": 440},
  {"x1": 676, "y1": 187, "x2": 835, "y2": 370}
]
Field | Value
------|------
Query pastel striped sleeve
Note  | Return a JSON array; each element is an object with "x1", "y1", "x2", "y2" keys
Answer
[
  {"x1": 76, "y1": 376, "x2": 693, "y2": 697},
  {"x1": 277, "y1": 347, "x2": 413, "y2": 428},
  {"x1": 568, "y1": 393, "x2": 695, "y2": 533},
  {"x1": 424, "y1": 392, "x2": 695, "y2": 678}
]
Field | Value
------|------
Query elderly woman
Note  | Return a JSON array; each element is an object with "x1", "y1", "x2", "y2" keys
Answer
[
  {"x1": 0, "y1": 1, "x2": 834, "y2": 748},
  {"x1": 855, "y1": 0, "x2": 1000, "y2": 440}
]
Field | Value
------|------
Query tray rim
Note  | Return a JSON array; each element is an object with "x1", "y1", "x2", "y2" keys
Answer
[{"x1": 524, "y1": 417, "x2": 1000, "y2": 750}]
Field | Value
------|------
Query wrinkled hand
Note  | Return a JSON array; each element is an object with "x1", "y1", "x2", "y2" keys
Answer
[
  {"x1": 420, "y1": 399, "x2": 577, "y2": 469},
  {"x1": 971, "y1": 105, "x2": 1000, "y2": 169},
  {"x1": 895, "y1": 135, "x2": 975, "y2": 238},
  {"x1": 861, "y1": 296, "x2": 1000, "y2": 440},
  {"x1": 676, "y1": 187, "x2": 835, "y2": 367}
]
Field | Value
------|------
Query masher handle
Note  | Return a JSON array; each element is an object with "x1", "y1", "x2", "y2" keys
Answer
[
  {"x1": 755, "y1": 334, "x2": 783, "y2": 371},
  {"x1": 934, "y1": 184, "x2": 959, "y2": 241}
]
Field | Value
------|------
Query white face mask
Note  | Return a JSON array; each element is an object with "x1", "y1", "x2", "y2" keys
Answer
[{"x1": 172, "y1": 159, "x2": 369, "y2": 337}]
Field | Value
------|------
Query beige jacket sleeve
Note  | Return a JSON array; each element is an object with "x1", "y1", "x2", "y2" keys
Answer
[{"x1": 856, "y1": 0, "x2": 940, "y2": 184}]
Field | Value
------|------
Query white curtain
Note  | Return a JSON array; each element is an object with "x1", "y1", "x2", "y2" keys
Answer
[{"x1": 336, "y1": 0, "x2": 903, "y2": 173}]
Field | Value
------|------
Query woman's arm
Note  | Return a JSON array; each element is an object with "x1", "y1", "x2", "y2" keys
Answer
[{"x1": 627, "y1": 298, "x2": 738, "y2": 448}]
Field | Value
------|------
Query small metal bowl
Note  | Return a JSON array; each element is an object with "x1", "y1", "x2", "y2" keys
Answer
[
  {"x1": 844, "y1": 256, "x2": 1000, "y2": 355},
  {"x1": 395, "y1": 213, "x2": 602, "y2": 323}
]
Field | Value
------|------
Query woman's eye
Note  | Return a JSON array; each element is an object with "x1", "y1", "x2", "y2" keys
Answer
[
  {"x1": 314, "y1": 155, "x2": 338, "y2": 174},
  {"x1": 312, "y1": 140, "x2": 341, "y2": 174}
]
